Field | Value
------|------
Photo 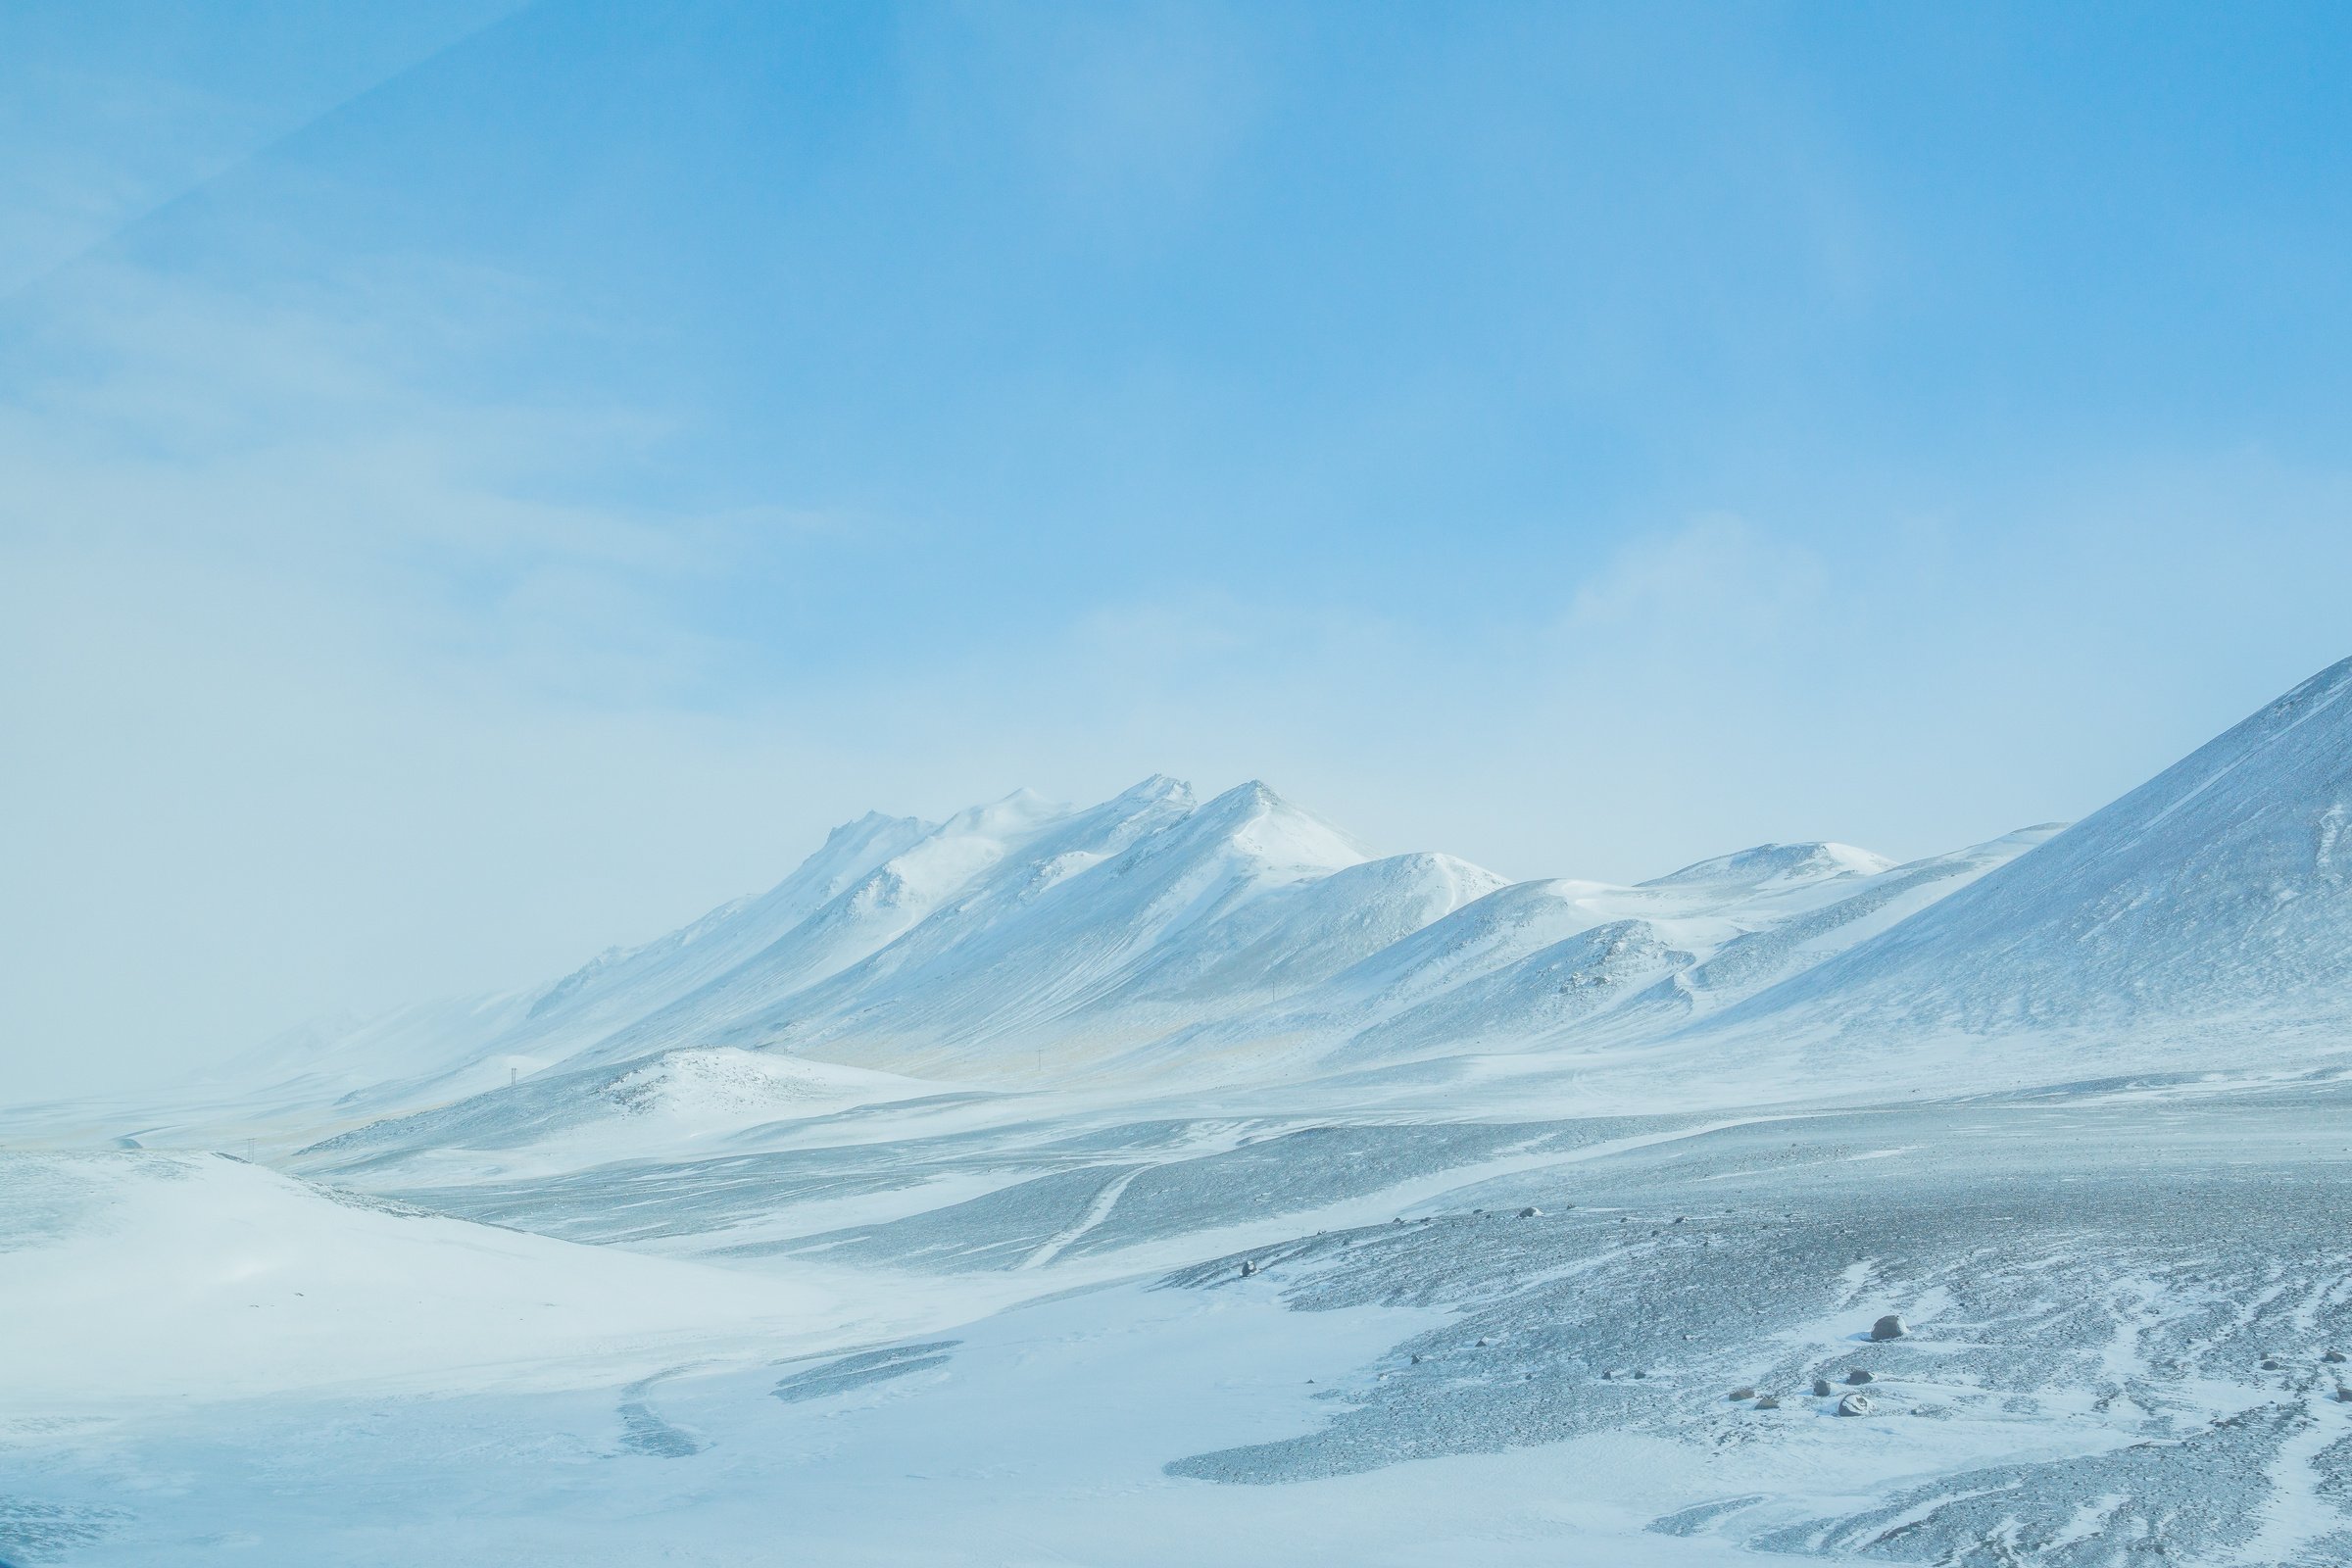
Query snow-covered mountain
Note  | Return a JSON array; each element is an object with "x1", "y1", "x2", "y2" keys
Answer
[
  {"x1": 247, "y1": 788, "x2": 2049, "y2": 1153},
  {"x1": 37, "y1": 655, "x2": 2352, "y2": 1158},
  {"x1": 1718, "y1": 655, "x2": 2352, "y2": 1049},
  {"x1": 1110, "y1": 828, "x2": 2056, "y2": 1080}
]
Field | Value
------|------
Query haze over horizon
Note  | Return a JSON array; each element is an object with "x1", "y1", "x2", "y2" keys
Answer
[{"x1": 8, "y1": 0, "x2": 2352, "y2": 1099}]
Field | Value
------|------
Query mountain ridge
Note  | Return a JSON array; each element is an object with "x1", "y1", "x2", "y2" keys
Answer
[{"x1": 18, "y1": 655, "x2": 2352, "y2": 1161}]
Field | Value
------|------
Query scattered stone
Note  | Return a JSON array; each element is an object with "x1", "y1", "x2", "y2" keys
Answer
[
  {"x1": 1845, "y1": 1369, "x2": 1875, "y2": 1385},
  {"x1": 1517, "y1": 1206, "x2": 1543, "y2": 1218},
  {"x1": 1673, "y1": 1216, "x2": 1686, "y2": 1224},
  {"x1": 2337, "y1": 1386, "x2": 2352, "y2": 1403},
  {"x1": 2327, "y1": 1349, "x2": 2348, "y2": 1364},
  {"x1": 1812, "y1": 1378, "x2": 1836, "y2": 1397},
  {"x1": 1871, "y1": 1313, "x2": 1909, "y2": 1341},
  {"x1": 1631, "y1": 1370, "x2": 1649, "y2": 1380},
  {"x1": 1410, "y1": 1353, "x2": 1423, "y2": 1364},
  {"x1": 1728, "y1": 1387, "x2": 1756, "y2": 1401},
  {"x1": 1476, "y1": 1337, "x2": 1491, "y2": 1348},
  {"x1": 1600, "y1": 1368, "x2": 1617, "y2": 1380},
  {"x1": 2262, "y1": 1356, "x2": 2284, "y2": 1370},
  {"x1": 1837, "y1": 1393, "x2": 1875, "y2": 1417}
]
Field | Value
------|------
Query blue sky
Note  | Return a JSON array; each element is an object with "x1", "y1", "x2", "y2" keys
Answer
[{"x1": 6, "y1": 1, "x2": 2352, "y2": 1095}]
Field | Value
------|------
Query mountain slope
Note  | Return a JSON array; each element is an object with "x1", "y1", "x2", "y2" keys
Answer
[
  {"x1": 1089, "y1": 831, "x2": 2047, "y2": 1080},
  {"x1": 1722, "y1": 656, "x2": 2352, "y2": 1041},
  {"x1": 672, "y1": 780, "x2": 1425, "y2": 1072},
  {"x1": 54, "y1": 646, "x2": 2352, "y2": 1165}
]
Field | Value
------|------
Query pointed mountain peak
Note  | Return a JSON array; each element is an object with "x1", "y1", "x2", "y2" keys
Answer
[
  {"x1": 1185, "y1": 779, "x2": 1368, "y2": 870},
  {"x1": 1200, "y1": 778, "x2": 1282, "y2": 818},
  {"x1": 1112, "y1": 774, "x2": 1196, "y2": 809}
]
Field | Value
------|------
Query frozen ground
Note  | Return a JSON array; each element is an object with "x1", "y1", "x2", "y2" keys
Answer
[{"x1": 10, "y1": 1069, "x2": 2352, "y2": 1565}]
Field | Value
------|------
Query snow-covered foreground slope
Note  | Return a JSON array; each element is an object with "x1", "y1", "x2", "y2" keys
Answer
[
  {"x1": 10, "y1": 658, "x2": 2352, "y2": 1566},
  {"x1": 0, "y1": 1151, "x2": 908, "y2": 1407},
  {"x1": 19, "y1": 1078, "x2": 2352, "y2": 1565}
]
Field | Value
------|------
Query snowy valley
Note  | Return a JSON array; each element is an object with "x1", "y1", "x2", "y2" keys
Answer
[{"x1": 6, "y1": 656, "x2": 2352, "y2": 1565}]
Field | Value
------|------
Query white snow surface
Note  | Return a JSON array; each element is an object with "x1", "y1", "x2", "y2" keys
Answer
[{"x1": 0, "y1": 1152, "x2": 866, "y2": 1406}]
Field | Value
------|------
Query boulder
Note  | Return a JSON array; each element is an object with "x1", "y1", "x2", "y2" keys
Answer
[
  {"x1": 1517, "y1": 1206, "x2": 1543, "y2": 1218},
  {"x1": 1812, "y1": 1377, "x2": 1835, "y2": 1397},
  {"x1": 1239, "y1": 1259, "x2": 1258, "y2": 1277},
  {"x1": 1871, "y1": 1314, "x2": 1908, "y2": 1341},
  {"x1": 1752, "y1": 1395, "x2": 1781, "y2": 1410},
  {"x1": 1727, "y1": 1387, "x2": 1756, "y2": 1401},
  {"x1": 2327, "y1": 1349, "x2": 2348, "y2": 1364},
  {"x1": 1845, "y1": 1369, "x2": 1874, "y2": 1385},
  {"x1": 1837, "y1": 1393, "x2": 1874, "y2": 1417}
]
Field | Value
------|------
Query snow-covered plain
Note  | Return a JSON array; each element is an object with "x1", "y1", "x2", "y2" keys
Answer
[{"x1": 6, "y1": 658, "x2": 2352, "y2": 1565}]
